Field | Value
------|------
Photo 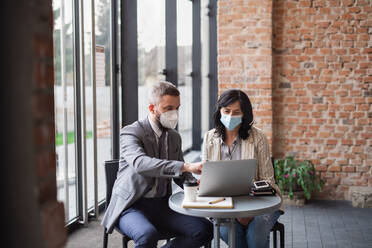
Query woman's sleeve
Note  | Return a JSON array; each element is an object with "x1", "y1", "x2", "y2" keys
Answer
[
  {"x1": 201, "y1": 132, "x2": 209, "y2": 162},
  {"x1": 257, "y1": 134, "x2": 281, "y2": 196}
]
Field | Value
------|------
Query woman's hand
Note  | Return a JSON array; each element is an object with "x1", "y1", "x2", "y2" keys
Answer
[{"x1": 237, "y1": 217, "x2": 253, "y2": 226}]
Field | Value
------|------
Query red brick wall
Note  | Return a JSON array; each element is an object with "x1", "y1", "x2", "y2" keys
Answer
[
  {"x1": 32, "y1": 1, "x2": 67, "y2": 247},
  {"x1": 218, "y1": 0, "x2": 372, "y2": 200},
  {"x1": 218, "y1": 0, "x2": 274, "y2": 142},
  {"x1": 272, "y1": 0, "x2": 371, "y2": 200}
]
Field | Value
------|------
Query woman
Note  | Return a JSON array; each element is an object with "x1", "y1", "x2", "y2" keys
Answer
[{"x1": 202, "y1": 89, "x2": 283, "y2": 248}]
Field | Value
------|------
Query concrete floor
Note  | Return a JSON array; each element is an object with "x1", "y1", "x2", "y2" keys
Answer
[
  {"x1": 65, "y1": 151, "x2": 372, "y2": 248},
  {"x1": 66, "y1": 199, "x2": 372, "y2": 248}
]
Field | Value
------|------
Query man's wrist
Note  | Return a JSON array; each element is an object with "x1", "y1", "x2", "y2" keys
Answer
[{"x1": 182, "y1": 163, "x2": 188, "y2": 172}]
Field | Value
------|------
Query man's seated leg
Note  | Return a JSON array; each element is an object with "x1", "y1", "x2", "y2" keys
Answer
[
  {"x1": 156, "y1": 201, "x2": 213, "y2": 248},
  {"x1": 118, "y1": 207, "x2": 159, "y2": 248}
]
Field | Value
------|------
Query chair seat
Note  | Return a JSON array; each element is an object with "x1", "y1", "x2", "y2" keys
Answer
[{"x1": 272, "y1": 221, "x2": 284, "y2": 231}]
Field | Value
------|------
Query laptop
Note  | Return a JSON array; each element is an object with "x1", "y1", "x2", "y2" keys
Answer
[{"x1": 198, "y1": 159, "x2": 257, "y2": 197}]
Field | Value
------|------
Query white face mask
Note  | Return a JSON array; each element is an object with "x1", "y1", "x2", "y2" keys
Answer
[{"x1": 158, "y1": 110, "x2": 179, "y2": 129}]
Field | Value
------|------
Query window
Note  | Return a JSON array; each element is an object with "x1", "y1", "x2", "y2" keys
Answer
[
  {"x1": 52, "y1": 0, "x2": 216, "y2": 228},
  {"x1": 177, "y1": 0, "x2": 193, "y2": 151},
  {"x1": 137, "y1": 0, "x2": 166, "y2": 120},
  {"x1": 53, "y1": 0, "x2": 78, "y2": 223},
  {"x1": 52, "y1": 0, "x2": 117, "y2": 226}
]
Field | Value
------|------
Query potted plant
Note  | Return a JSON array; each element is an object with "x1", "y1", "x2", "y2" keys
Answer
[{"x1": 274, "y1": 156, "x2": 324, "y2": 205}]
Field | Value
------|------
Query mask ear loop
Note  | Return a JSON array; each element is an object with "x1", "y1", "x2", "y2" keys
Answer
[{"x1": 248, "y1": 119, "x2": 255, "y2": 126}]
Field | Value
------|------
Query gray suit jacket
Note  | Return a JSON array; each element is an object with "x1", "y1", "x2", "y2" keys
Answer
[{"x1": 102, "y1": 118, "x2": 194, "y2": 233}]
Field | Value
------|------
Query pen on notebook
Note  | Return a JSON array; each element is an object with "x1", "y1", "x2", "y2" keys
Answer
[{"x1": 209, "y1": 198, "x2": 225, "y2": 204}]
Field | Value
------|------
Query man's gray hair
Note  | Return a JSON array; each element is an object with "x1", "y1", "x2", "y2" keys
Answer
[{"x1": 148, "y1": 81, "x2": 180, "y2": 105}]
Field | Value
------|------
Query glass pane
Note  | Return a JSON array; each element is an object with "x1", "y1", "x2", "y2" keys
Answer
[
  {"x1": 82, "y1": 0, "x2": 95, "y2": 211},
  {"x1": 201, "y1": 0, "x2": 210, "y2": 136},
  {"x1": 137, "y1": 0, "x2": 166, "y2": 120},
  {"x1": 52, "y1": 0, "x2": 78, "y2": 222},
  {"x1": 83, "y1": 0, "x2": 113, "y2": 211},
  {"x1": 95, "y1": 0, "x2": 112, "y2": 204},
  {"x1": 177, "y1": 0, "x2": 193, "y2": 151}
]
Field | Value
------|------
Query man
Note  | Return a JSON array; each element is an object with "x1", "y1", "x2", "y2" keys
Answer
[{"x1": 102, "y1": 81, "x2": 213, "y2": 248}]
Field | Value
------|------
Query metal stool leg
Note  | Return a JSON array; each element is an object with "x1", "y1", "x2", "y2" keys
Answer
[
  {"x1": 213, "y1": 219, "x2": 221, "y2": 248},
  {"x1": 273, "y1": 229, "x2": 277, "y2": 248},
  {"x1": 228, "y1": 218, "x2": 235, "y2": 248},
  {"x1": 280, "y1": 226, "x2": 284, "y2": 248},
  {"x1": 103, "y1": 228, "x2": 108, "y2": 248},
  {"x1": 122, "y1": 236, "x2": 128, "y2": 248}
]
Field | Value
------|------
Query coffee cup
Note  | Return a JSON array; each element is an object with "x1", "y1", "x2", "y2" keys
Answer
[{"x1": 183, "y1": 181, "x2": 198, "y2": 202}]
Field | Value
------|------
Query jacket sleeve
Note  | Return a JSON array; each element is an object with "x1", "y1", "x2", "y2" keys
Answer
[
  {"x1": 120, "y1": 126, "x2": 183, "y2": 178},
  {"x1": 256, "y1": 134, "x2": 282, "y2": 197},
  {"x1": 173, "y1": 135, "x2": 196, "y2": 188},
  {"x1": 201, "y1": 131, "x2": 210, "y2": 162}
]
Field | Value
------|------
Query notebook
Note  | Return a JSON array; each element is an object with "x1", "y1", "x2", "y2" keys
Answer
[{"x1": 182, "y1": 196, "x2": 233, "y2": 209}]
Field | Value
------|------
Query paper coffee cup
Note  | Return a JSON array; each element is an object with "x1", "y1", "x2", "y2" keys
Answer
[{"x1": 183, "y1": 181, "x2": 198, "y2": 202}]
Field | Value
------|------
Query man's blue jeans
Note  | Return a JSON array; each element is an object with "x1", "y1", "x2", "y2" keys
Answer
[
  {"x1": 220, "y1": 210, "x2": 281, "y2": 248},
  {"x1": 118, "y1": 196, "x2": 213, "y2": 248}
]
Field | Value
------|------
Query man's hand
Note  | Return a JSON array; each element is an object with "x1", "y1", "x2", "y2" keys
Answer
[
  {"x1": 182, "y1": 162, "x2": 203, "y2": 175},
  {"x1": 237, "y1": 217, "x2": 254, "y2": 227}
]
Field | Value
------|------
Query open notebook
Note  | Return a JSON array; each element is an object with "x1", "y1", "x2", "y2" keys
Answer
[{"x1": 182, "y1": 196, "x2": 233, "y2": 209}]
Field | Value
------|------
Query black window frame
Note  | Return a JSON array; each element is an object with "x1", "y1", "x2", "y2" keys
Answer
[{"x1": 120, "y1": 0, "x2": 217, "y2": 153}]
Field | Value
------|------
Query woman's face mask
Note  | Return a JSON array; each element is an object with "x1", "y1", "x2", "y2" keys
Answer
[{"x1": 220, "y1": 113, "x2": 242, "y2": 131}]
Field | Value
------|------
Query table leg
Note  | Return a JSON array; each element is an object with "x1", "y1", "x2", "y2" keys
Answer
[
  {"x1": 228, "y1": 218, "x2": 235, "y2": 248},
  {"x1": 213, "y1": 219, "x2": 220, "y2": 248}
]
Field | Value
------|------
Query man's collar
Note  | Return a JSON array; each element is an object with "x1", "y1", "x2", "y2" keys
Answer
[{"x1": 148, "y1": 115, "x2": 163, "y2": 137}]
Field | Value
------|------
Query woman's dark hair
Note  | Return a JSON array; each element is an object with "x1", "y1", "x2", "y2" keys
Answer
[{"x1": 212, "y1": 89, "x2": 254, "y2": 141}]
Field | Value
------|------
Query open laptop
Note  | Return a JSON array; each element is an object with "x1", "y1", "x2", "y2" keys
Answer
[{"x1": 198, "y1": 159, "x2": 257, "y2": 197}]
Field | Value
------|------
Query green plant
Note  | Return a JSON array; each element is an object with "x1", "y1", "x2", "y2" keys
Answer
[
  {"x1": 55, "y1": 131, "x2": 93, "y2": 146},
  {"x1": 274, "y1": 156, "x2": 324, "y2": 200}
]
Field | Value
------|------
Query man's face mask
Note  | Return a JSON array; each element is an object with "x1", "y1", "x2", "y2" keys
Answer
[{"x1": 156, "y1": 109, "x2": 179, "y2": 129}]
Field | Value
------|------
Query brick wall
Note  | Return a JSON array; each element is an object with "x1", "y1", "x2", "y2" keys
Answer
[
  {"x1": 32, "y1": 1, "x2": 67, "y2": 247},
  {"x1": 218, "y1": 0, "x2": 372, "y2": 200},
  {"x1": 218, "y1": 0, "x2": 274, "y2": 142},
  {"x1": 272, "y1": 0, "x2": 371, "y2": 199}
]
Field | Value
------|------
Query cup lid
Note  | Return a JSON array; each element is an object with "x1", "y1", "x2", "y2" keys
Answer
[{"x1": 184, "y1": 181, "x2": 198, "y2": 187}]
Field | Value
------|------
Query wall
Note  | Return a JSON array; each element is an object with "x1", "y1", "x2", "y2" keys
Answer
[
  {"x1": 217, "y1": 0, "x2": 372, "y2": 200},
  {"x1": 3, "y1": 1, "x2": 67, "y2": 247},
  {"x1": 217, "y1": 0, "x2": 274, "y2": 142},
  {"x1": 272, "y1": 0, "x2": 371, "y2": 199},
  {"x1": 33, "y1": 1, "x2": 67, "y2": 244}
]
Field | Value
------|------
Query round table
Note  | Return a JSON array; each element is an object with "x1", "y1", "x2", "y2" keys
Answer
[{"x1": 169, "y1": 191, "x2": 281, "y2": 248}]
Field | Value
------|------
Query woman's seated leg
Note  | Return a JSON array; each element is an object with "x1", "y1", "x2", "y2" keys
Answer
[{"x1": 246, "y1": 210, "x2": 281, "y2": 248}]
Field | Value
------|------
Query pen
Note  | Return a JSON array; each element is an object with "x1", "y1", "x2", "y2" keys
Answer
[{"x1": 209, "y1": 198, "x2": 225, "y2": 204}]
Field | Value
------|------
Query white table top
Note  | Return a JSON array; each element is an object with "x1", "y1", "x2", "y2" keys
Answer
[{"x1": 169, "y1": 191, "x2": 281, "y2": 219}]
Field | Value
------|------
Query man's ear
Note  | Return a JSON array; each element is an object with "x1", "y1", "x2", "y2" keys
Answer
[{"x1": 149, "y1": 104, "x2": 154, "y2": 114}]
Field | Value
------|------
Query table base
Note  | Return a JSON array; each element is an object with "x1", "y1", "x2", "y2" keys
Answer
[{"x1": 212, "y1": 218, "x2": 235, "y2": 248}]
